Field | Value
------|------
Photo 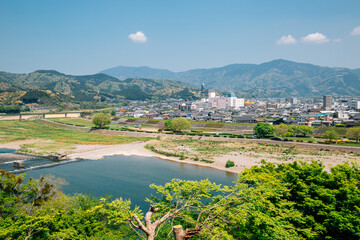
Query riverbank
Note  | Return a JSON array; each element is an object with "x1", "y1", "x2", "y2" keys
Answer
[
  {"x1": 0, "y1": 140, "x2": 243, "y2": 173},
  {"x1": 2, "y1": 138, "x2": 359, "y2": 174}
]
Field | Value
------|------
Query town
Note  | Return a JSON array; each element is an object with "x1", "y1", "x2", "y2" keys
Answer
[{"x1": 108, "y1": 92, "x2": 360, "y2": 128}]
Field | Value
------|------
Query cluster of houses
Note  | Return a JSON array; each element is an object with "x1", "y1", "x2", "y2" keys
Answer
[{"x1": 112, "y1": 94, "x2": 360, "y2": 127}]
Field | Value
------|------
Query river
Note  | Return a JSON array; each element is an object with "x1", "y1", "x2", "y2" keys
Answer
[{"x1": 0, "y1": 148, "x2": 237, "y2": 209}]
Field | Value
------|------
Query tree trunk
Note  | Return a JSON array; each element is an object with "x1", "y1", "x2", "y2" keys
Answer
[
  {"x1": 147, "y1": 233, "x2": 155, "y2": 240},
  {"x1": 173, "y1": 225, "x2": 186, "y2": 240}
]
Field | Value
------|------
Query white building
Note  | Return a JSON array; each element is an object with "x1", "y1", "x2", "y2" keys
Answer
[
  {"x1": 348, "y1": 100, "x2": 360, "y2": 110},
  {"x1": 207, "y1": 92, "x2": 244, "y2": 109}
]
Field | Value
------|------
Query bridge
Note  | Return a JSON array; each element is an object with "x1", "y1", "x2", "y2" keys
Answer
[{"x1": 0, "y1": 112, "x2": 83, "y2": 121}]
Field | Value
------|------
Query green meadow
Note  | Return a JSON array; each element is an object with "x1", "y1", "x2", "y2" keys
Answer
[{"x1": 0, "y1": 120, "x2": 150, "y2": 145}]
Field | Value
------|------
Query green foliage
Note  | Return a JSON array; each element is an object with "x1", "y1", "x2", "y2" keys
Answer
[
  {"x1": 0, "y1": 170, "x2": 62, "y2": 220},
  {"x1": 2, "y1": 161, "x2": 360, "y2": 239},
  {"x1": 164, "y1": 119, "x2": 172, "y2": 129},
  {"x1": 323, "y1": 130, "x2": 339, "y2": 142},
  {"x1": 0, "y1": 172, "x2": 140, "y2": 240},
  {"x1": 20, "y1": 90, "x2": 51, "y2": 104},
  {"x1": 0, "y1": 104, "x2": 20, "y2": 113},
  {"x1": 226, "y1": 161, "x2": 360, "y2": 239},
  {"x1": 92, "y1": 113, "x2": 111, "y2": 128},
  {"x1": 277, "y1": 125, "x2": 315, "y2": 138},
  {"x1": 346, "y1": 126, "x2": 360, "y2": 142},
  {"x1": 225, "y1": 160, "x2": 235, "y2": 168},
  {"x1": 275, "y1": 123, "x2": 288, "y2": 138},
  {"x1": 296, "y1": 125, "x2": 314, "y2": 137},
  {"x1": 254, "y1": 122, "x2": 275, "y2": 138},
  {"x1": 168, "y1": 117, "x2": 191, "y2": 132}
]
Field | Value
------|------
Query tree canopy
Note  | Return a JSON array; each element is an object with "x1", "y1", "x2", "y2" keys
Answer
[
  {"x1": 346, "y1": 126, "x2": 360, "y2": 142},
  {"x1": 254, "y1": 122, "x2": 275, "y2": 138},
  {"x1": 167, "y1": 117, "x2": 191, "y2": 132},
  {"x1": 323, "y1": 130, "x2": 339, "y2": 142},
  {"x1": 92, "y1": 113, "x2": 111, "y2": 128}
]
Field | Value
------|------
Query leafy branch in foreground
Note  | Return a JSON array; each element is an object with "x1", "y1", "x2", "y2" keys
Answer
[{"x1": 128, "y1": 179, "x2": 244, "y2": 240}]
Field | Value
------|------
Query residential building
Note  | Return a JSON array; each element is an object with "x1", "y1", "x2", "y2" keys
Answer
[{"x1": 348, "y1": 100, "x2": 360, "y2": 110}]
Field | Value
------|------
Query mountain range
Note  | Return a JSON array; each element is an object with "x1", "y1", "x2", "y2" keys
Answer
[
  {"x1": 0, "y1": 70, "x2": 201, "y2": 105},
  {"x1": 0, "y1": 59, "x2": 359, "y2": 105},
  {"x1": 101, "y1": 59, "x2": 360, "y2": 98}
]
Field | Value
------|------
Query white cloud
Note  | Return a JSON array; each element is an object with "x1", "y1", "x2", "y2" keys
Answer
[
  {"x1": 276, "y1": 35, "x2": 297, "y2": 45},
  {"x1": 128, "y1": 31, "x2": 147, "y2": 43},
  {"x1": 333, "y1": 38, "x2": 342, "y2": 42},
  {"x1": 302, "y1": 32, "x2": 329, "y2": 43},
  {"x1": 351, "y1": 26, "x2": 360, "y2": 36}
]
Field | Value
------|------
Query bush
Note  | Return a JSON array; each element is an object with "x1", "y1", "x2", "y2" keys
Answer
[
  {"x1": 225, "y1": 160, "x2": 235, "y2": 168},
  {"x1": 270, "y1": 137, "x2": 282, "y2": 141},
  {"x1": 200, "y1": 159, "x2": 214, "y2": 163}
]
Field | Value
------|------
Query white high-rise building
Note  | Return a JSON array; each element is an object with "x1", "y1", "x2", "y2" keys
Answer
[{"x1": 207, "y1": 92, "x2": 244, "y2": 109}]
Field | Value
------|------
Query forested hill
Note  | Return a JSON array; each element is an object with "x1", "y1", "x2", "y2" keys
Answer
[
  {"x1": 101, "y1": 59, "x2": 360, "y2": 97},
  {"x1": 0, "y1": 70, "x2": 202, "y2": 104}
]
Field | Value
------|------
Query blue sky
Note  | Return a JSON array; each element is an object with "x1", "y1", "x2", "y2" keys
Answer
[{"x1": 0, "y1": 0, "x2": 359, "y2": 74}]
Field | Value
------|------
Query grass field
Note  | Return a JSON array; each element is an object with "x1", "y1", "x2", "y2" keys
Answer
[
  {"x1": 0, "y1": 120, "x2": 150, "y2": 144},
  {"x1": 48, "y1": 118, "x2": 96, "y2": 127},
  {"x1": 0, "y1": 118, "x2": 149, "y2": 155},
  {"x1": 50, "y1": 118, "x2": 159, "y2": 131}
]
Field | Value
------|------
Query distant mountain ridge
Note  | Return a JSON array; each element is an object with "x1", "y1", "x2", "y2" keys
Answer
[
  {"x1": 100, "y1": 59, "x2": 360, "y2": 97},
  {"x1": 0, "y1": 70, "x2": 202, "y2": 104}
]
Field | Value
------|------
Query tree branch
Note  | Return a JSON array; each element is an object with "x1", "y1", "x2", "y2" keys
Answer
[{"x1": 132, "y1": 213, "x2": 150, "y2": 235}]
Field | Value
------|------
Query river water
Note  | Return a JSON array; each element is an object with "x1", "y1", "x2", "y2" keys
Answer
[{"x1": 0, "y1": 148, "x2": 237, "y2": 208}]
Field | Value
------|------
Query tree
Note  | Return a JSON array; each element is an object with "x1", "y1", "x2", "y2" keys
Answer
[
  {"x1": 275, "y1": 123, "x2": 289, "y2": 139},
  {"x1": 216, "y1": 161, "x2": 360, "y2": 240},
  {"x1": 168, "y1": 117, "x2": 191, "y2": 132},
  {"x1": 164, "y1": 119, "x2": 172, "y2": 130},
  {"x1": 92, "y1": 113, "x2": 111, "y2": 128},
  {"x1": 111, "y1": 110, "x2": 116, "y2": 116},
  {"x1": 253, "y1": 122, "x2": 275, "y2": 138},
  {"x1": 323, "y1": 130, "x2": 339, "y2": 142},
  {"x1": 128, "y1": 179, "x2": 242, "y2": 240},
  {"x1": 296, "y1": 125, "x2": 314, "y2": 137},
  {"x1": 346, "y1": 126, "x2": 360, "y2": 143}
]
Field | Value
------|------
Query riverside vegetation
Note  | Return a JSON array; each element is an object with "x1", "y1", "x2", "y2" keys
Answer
[{"x1": 1, "y1": 161, "x2": 359, "y2": 239}]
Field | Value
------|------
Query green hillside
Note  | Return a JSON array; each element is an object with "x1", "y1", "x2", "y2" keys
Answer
[{"x1": 0, "y1": 70, "x2": 201, "y2": 104}]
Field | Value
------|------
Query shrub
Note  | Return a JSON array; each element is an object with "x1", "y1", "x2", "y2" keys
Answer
[
  {"x1": 200, "y1": 159, "x2": 214, "y2": 163},
  {"x1": 225, "y1": 160, "x2": 235, "y2": 168}
]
